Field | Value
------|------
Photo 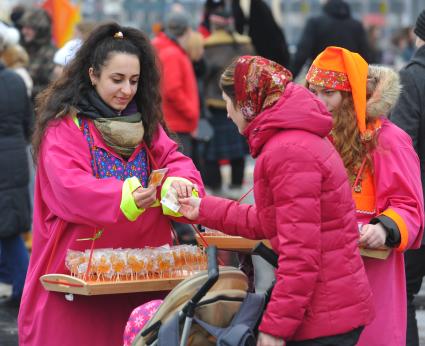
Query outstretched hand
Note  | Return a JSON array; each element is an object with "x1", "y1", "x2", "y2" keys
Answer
[
  {"x1": 170, "y1": 180, "x2": 197, "y2": 199},
  {"x1": 359, "y1": 223, "x2": 387, "y2": 249},
  {"x1": 178, "y1": 196, "x2": 201, "y2": 220},
  {"x1": 256, "y1": 332, "x2": 285, "y2": 346},
  {"x1": 132, "y1": 185, "x2": 157, "y2": 209}
]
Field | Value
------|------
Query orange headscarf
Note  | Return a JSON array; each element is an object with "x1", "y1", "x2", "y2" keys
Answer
[{"x1": 306, "y1": 46, "x2": 368, "y2": 135}]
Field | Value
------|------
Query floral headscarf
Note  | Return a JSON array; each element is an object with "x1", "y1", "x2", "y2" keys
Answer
[{"x1": 234, "y1": 56, "x2": 293, "y2": 121}]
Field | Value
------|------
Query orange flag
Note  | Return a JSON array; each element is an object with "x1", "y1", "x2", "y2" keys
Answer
[{"x1": 42, "y1": 0, "x2": 81, "y2": 48}]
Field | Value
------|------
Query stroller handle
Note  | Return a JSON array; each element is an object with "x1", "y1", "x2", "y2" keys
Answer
[
  {"x1": 251, "y1": 242, "x2": 278, "y2": 268},
  {"x1": 142, "y1": 246, "x2": 220, "y2": 344},
  {"x1": 207, "y1": 245, "x2": 219, "y2": 279},
  {"x1": 182, "y1": 246, "x2": 219, "y2": 317}
]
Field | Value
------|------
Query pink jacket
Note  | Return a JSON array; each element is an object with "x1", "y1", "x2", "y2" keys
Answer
[
  {"x1": 351, "y1": 66, "x2": 424, "y2": 346},
  {"x1": 356, "y1": 119, "x2": 424, "y2": 346},
  {"x1": 152, "y1": 33, "x2": 199, "y2": 133},
  {"x1": 18, "y1": 116, "x2": 203, "y2": 346},
  {"x1": 198, "y1": 83, "x2": 374, "y2": 341}
]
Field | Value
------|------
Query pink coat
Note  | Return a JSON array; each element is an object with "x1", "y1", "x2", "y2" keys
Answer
[
  {"x1": 356, "y1": 119, "x2": 424, "y2": 346},
  {"x1": 198, "y1": 83, "x2": 375, "y2": 341},
  {"x1": 18, "y1": 115, "x2": 203, "y2": 346}
]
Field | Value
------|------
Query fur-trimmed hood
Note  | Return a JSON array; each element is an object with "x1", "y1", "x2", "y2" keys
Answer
[{"x1": 366, "y1": 65, "x2": 400, "y2": 119}]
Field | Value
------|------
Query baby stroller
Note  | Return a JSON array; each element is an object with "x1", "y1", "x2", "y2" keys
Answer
[{"x1": 132, "y1": 244, "x2": 278, "y2": 346}]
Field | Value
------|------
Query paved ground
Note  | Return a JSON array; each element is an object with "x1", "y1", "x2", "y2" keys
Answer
[
  {"x1": 2, "y1": 299, "x2": 425, "y2": 345},
  {"x1": 0, "y1": 303, "x2": 18, "y2": 346},
  {"x1": 418, "y1": 309, "x2": 425, "y2": 345}
]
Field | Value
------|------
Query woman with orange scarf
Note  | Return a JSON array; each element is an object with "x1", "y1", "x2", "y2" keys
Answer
[{"x1": 306, "y1": 46, "x2": 424, "y2": 346}]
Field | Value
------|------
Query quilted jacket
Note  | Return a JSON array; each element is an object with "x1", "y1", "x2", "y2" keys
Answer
[{"x1": 198, "y1": 82, "x2": 375, "y2": 341}]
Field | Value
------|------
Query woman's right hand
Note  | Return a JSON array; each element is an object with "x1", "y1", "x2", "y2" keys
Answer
[
  {"x1": 359, "y1": 223, "x2": 387, "y2": 249},
  {"x1": 132, "y1": 185, "x2": 157, "y2": 209},
  {"x1": 256, "y1": 332, "x2": 285, "y2": 346},
  {"x1": 178, "y1": 196, "x2": 201, "y2": 220}
]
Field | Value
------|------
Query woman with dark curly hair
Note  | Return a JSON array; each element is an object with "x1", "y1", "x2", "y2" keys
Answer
[{"x1": 19, "y1": 23, "x2": 203, "y2": 346}]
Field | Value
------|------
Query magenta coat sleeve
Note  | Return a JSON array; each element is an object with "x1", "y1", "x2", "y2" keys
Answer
[
  {"x1": 198, "y1": 195, "x2": 264, "y2": 239},
  {"x1": 257, "y1": 147, "x2": 322, "y2": 340},
  {"x1": 373, "y1": 121, "x2": 424, "y2": 251},
  {"x1": 199, "y1": 144, "x2": 323, "y2": 340},
  {"x1": 39, "y1": 119, "x2": 203, "y2": 228}
]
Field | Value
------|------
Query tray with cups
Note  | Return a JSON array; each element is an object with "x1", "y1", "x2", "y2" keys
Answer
[{"x1": 40, "y1": 244, "x2": 207, "y2": 295}]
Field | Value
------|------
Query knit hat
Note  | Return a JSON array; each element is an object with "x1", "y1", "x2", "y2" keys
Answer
[
  {"x1": 53, "y1": 38, "x2": 82, "y2": 66},
  {"x1": 0, "y1": 22, "x2": 20, "y2": 52},
  {"x1": 19, "y1": 8, "x2": 52, "y2": 31},
  {"x1": 306, "y1": 46, "x2": 368, "y2": 136},
  {"x1": 19, "y1": 8, "x2": 52, "y2": 44},
  {"x1": 164, "y1": 11, "x2": 191, "y2": 39},
  {"x1": 414, "y1": 9, "x2": 425, "y2": 41}
]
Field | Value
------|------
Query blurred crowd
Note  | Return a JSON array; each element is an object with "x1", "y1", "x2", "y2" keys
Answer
[{"x1": 0, "y1": 0, "x2": 419, "y2": 201}]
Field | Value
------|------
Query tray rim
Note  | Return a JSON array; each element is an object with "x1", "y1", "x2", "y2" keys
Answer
[
  {"x1": 196, "y1": 234, "x2": 390, "y2": 260},
  {"x1": 40, "y1": 273, "x2": 187, "y2": 296},
  {"x1": 195, "y1": 234, "x2": 271, "y2": 252}
]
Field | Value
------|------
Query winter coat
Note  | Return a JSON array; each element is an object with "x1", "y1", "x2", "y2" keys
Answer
[
  {"x1": 152, "y1": 33, "x2": 199, "y2": 134},
  {"x1": 19, "y1": 8, "x2": 56, "y2": 100},
  {"x1": 202, "y1": 30, "x2": 252, "y2": 161},
  {"x1": 204, "y1": 29, "x2": 253, "y2": 109},
  {"x1": 0, "y1": 63, "x2": 33, "y2": 238},
  {"x1": 18, "y1": 115, "x2": 203, "y2": 346},
  {"x1": 390, "y1": 44, "x2": 425, "y2": 244},
  {"x1": 1, "y1": 43, "x2": 33, "y2": 96},
  {"x1": 232, "y1": 0, "x2": 290, "y2": 67},
  {"x1": 290, "y1": 0, "x2": 370, "y2": 78},
  {"x1": 355, "y1": 66, "x2": 424, "y2": 346},
  {"x1": 198, "y1": 82, "x2": 375, "y2": 341}
]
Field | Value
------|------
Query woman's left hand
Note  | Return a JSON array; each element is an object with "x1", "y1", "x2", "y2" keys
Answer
[
  {"x1": 359, "y1": 223, "x2": 387, "y2": 249},
  {"x1": 170, "y1": 180, "x2": 196, "y2": 198},
  {"x1": 256, "y1": 332, "x2": 285, "y2": 346}
]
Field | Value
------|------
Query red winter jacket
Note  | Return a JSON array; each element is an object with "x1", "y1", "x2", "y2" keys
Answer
[
  {"x1": 198, "y1": 83, "x2": 374, "y2": 341},
  {"x1": 152, "y1": 33, "x2": 199, "y2": 133}
]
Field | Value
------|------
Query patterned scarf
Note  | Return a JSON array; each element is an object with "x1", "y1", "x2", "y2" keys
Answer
[
  {"x1": 234, "y1": 56, "x2": 293, "y2": 121},
  {"x1": 76, "y1": 89, "x2": 144, "y2": 158},
  {"x1": 94, "y1": 114, "x2": 144, "y2": 159}
]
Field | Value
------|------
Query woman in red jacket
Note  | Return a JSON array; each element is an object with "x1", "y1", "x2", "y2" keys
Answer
[{"x1": 179, "y1": 55, "x2": 375, "y2": 346}]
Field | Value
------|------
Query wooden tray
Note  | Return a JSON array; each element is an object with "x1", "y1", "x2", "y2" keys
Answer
[
  {"x1": 196, "y1": 234, "x2": 271, "y2": 252},
  {"x1": 196, "y1": 234, "x2": 390, "y2": 260},
  {"x1": 360, "y1": 247, "x2": 391, "y2": 260},
  {"x1": 40, "y1": 274, "x2": 187, "y2": 296}
]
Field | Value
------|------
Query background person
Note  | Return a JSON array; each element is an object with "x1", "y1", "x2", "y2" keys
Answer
[
  {"x1": 202, "y1": 9, "x2": 253, "y2": 198},
  {"x1": 390, "y1": 9, "x2": 425, "y2": 346},
  {"x1": 306, "y1": 46, "x2": 424, "y2": 346},
  {"x1": 0, "y1": 27, "x2": 33, "y2": 309},
  {"x1": 52, "y1": 20, "x2": 98, "y2": 79},
  {"x1": 290, "y1": 0, "x2": 370, "y2": 79},
  {"x1": 19, "y1": 8, "x2": 56, "y2": 101}
]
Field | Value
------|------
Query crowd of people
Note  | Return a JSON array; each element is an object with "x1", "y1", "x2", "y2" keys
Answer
[{"x1": 0, "y1": 0, "x2": 424, "y2": 346}]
